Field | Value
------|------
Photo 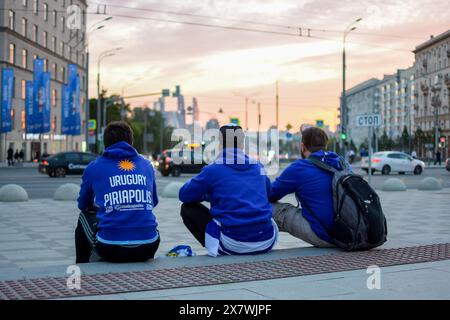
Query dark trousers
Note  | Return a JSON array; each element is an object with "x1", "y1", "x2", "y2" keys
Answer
[
  {"x1": 180, "y1": 203, "x2": 213, "y2": 247},
  {"x1": 75, "y1": 211, "x2": 160, "y2": 263}
]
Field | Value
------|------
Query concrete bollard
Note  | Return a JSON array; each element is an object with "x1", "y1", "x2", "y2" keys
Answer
[
  {"x1": 418, "y1": 177, "x2": 442, "y2": 191},
  {"x1": 54, "y1": 183, "x2": 81, "y2": 201},
  {"x1": 162, "y1": 182, "x2": 184, "y2": 198},
  {"x1": 381, "y1": 178, "x2": 407, "y2": 191},
  {"x1": 0, "y1": 184, "x2": 29, "y2": 202}
]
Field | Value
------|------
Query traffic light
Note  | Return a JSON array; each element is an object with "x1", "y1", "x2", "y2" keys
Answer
[{"x1": 341, "y1": 132, "x2": 347, "y2": 141}]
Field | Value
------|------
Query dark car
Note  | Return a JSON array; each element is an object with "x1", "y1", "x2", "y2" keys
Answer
[
  {"x1": 158, "y1": 147, "x2": 207, "y2": 177},
  {"x1": 446, "y1": 158, "x2": 450, "y2": 172},
  {"x1": 38, "y1": 151, "x2": 98, "y2": 177}
]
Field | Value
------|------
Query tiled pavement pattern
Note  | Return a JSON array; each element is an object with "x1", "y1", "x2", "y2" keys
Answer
[
  {"x1": 0, "y1": 190, "x2": 450, "y2": 272},
  {"x1": 1, "y1": 243, "x2": 449, "y2": 300}
]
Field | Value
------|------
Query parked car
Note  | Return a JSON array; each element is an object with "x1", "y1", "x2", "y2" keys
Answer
[
  {"x1": 158, "y1": 147, "x2": 207, "y2": 177},
  {"x1": 38, "y1": 152, "x2": 98, "y2": 177},
  {"x1": 361, "y1": 151, "x2": 425, "y2": 175},
  {"x1": 446, "y1": 158, "x2": 450, "y2": 172}
]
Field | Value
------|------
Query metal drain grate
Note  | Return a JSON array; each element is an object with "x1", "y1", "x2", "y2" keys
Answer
[{"x1": 1, "y1": 243, "x2": 449, "y2": 300}]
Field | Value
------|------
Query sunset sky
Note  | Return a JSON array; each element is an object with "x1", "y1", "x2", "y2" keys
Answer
[{"x1": 87, "y1": 0, "x2": 450, "y2": 132}]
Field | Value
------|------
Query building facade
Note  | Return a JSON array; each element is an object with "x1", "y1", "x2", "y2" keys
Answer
[
  {"x1": 343, "y1": 68, "x2": 416, "y2": 150},
  {"x1": 413, "y1": 29, "x2": 450, "y2": 158},
  {"x1": 378, "y1": 67, "x2": 416, "y2": 140},
  {"x1": 0, "y1": 0, "x2": 87, "y2": 162},
  {"x1": 345, "y1": 78, "x2": 380, "y2": 147}
]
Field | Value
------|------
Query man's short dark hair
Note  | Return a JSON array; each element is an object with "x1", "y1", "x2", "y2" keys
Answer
[
  {"x1": 103, "y1": 121, "x2": 134, "y2": 148},
  {"x1": 219, "y1": 125, "x2": 245, "y2": 149},
  {"x1": 302, "y1": 127, "x2": 328, "y2": 153}
]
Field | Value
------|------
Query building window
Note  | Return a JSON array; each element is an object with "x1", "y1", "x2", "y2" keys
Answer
[
  {"x1": 43, "y1": 31, "x2": 48, "y2": 47},
  {"x1": 22, "y1": 49, "x2": 28, "y2": 69},
  {"x1": 33, "y1": 25, "x2": 38, "y2": 42},
  {"x1": 43, "y1": 59, "x2": 48, "y2": 72},
  {"x1": 21, "y1": 111, "x2": 26, "y2": 129},
  {"x1": 52, "y1": 63, "x2": 57, "y2": 80},
  {"x1": 60, "y1": 42, "x2": 64, "y2": 57},
  {"x1": 34, "y1": 0, "x2": 39, "y2": 14},
  {"x1": 9, "y1": 10, "x2": 15, "y2": 30},
  {"x1": 61, "y1": 66, "x2": 66, "y2": 82},
  {"x1": 11, "y1": 109, "x2": 15, "y2": 130},
  {"x1": 51, "y1": 36, "x2": 56, "y2": 52},
  {"x1": 52, "y1": 10, "x2": 57, "y2": 27},
  {"x1": 68, "y1": 46, "x2": 72, "y2": 60},
  {"x1": 52, "y1": 89, "x2": 57, "y2": 107},
  {"x1": 21, "y1": 18, "x2": 27, "y2": 37},
  {"x1": 61, "y1": 16, "x2": 65, "y2": 33},
  {"x1": 23, "y1": 0, "x2": 28, "y2": 7},
  {"x1": 9, "y1": 44, "x2": 15, "y2": 64},
  {"x1": 43, "y1": 3, "x2": 48, "y2": 21},
  {"x1": 21, "y1": 80, "x2": 26, "y2": 100},
  {"x1": 52, "y1": 116, "x2": 57, "y2": 132},
  {"x1": 33, "y1": 53, "x2": 38, "y2": 61}
]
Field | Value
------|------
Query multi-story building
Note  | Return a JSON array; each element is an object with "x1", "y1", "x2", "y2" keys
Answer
[
  {"x1": 0, "y1": 0, "x2": 87, "y2": 161},
  {"x1": 344, "y1": 78, "x2": 380, "y2": 147},
  {"x1": 378, "y1": 67, "x2": 416, "y2": 139},
  {"x1": 413, "y1": 29, "x2": 450, "y2": 158},
  {"x1": 342, "y1": 67, "x2": 416, "y2": 150}
]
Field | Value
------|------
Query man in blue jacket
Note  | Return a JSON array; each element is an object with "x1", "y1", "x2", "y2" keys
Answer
[
  {"x1": 269, "y1": 127, "x2": 348, "y2": 247},
  {"x1": 76, "y1": 122, "x2": 159, "y2": 263},
  {"x1": 179, "y1": 124, "x2": 278, "y2": 257}
]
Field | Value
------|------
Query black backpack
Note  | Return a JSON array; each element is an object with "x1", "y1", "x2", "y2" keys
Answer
[{"x1": 306, "y1": 156, "x2": 387, "y2": 251}]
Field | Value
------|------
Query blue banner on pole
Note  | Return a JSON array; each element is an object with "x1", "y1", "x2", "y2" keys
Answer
[
  {"x1": 1, "y1": 68, "x2": 14, "y2": 133},
  {"x1": 25, "y1": 80, "x2": 34, "y2": 133},
  {"x1": 67, "y1": 64, "x2": 80, "y2": 135},
  {"x1": 61, "y1": 84, "x2": 70, "y2": 134},
  {"x1": 33, "y1": 59, "x2": 44, "y2": 133},
  {"x1": 42, "y1": 72, "x2": 51, "y2": 133}
]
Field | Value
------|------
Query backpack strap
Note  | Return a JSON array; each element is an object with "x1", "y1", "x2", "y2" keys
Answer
[{"x1": 307, "y1": 155, "x2": 338, "y2": 174}]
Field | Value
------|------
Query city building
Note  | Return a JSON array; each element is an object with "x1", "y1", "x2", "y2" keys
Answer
[
  {"x1": 344, "y1": 78, "x2": 380, "y2": 147},
  {"x1": 0, "y1": 0, "x2": 88, "y2": 161},
  {"x1": 413, "y1": 29, "x2": 450, "y2": 157},
  {"x1": 378, "y1": 67, "x2": 416, "y2": 140}
]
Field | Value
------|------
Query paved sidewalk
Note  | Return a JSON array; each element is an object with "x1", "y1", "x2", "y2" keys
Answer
[{"x1": 0, "y1": 189, "x2": 449, "y2": 299}]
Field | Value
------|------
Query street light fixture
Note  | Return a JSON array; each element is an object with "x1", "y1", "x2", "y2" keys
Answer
[
  {"x1": 96, "y1": 47, "x2": 123, "y2": 151},
  {"x1": 341, "y1": 17, "x2": 362, "y2": 157}
]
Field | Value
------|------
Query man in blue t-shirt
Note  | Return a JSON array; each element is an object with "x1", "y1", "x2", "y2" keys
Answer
[
  {"x1": 269, "y1": 127, "x2": 349, "y2": 247},
  {"x1": 75, "y1": 121, "x2": 159, "y2": 263}
]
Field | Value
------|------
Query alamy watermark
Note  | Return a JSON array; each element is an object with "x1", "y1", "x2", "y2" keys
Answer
[
  {"x1": 366, "y1": 265, "x2": 381, "y2": 290},
  {"x1": 66, "y1": 265, "x2": 81, "y2": 290},
  {"x1": 66, "y1": 5, "x2": 82, "y2": 30},
  {"x1": 170, "y1": 128, "x2": 280, "y2": 175}
]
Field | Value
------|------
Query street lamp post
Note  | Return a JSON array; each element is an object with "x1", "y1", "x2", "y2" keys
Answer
[
  {"x1": 96, "y1": 47, "x2": 122, "y2": 151},
  {"x1": 82, "y1": 17, "x2": 112, "y2": 152},
  {"x1": 341, "y1": 18, "x2": 362, "y2": 157}
]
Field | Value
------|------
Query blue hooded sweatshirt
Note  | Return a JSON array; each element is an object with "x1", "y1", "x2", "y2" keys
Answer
[
  {"x1": 179, "y1": 148, "x2": 274, "y2": 242},
  {"x1": 269, "y1": 150, "x2": 349, "y2": 243},
  {"x1": 77, "y1": 141, "x2": 159, "y2": 244}
]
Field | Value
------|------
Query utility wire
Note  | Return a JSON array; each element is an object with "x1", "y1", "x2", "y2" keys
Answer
[{"x1": 87, "y1": 1, "x2": 424, "y2": 40}]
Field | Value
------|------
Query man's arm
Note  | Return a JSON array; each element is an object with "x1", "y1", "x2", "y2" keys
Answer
[
  {"x1": 152, "y1": 177, "x2": 159, "y2": 207},
  {"x1": 179, "y1": 167, "x2": 211, "y2": 203},
  {"x1": 77, "y1": 166, "x2": 94, "y2": 211},
  {"x1": 269, "y1": 164, "x2": 300, "y2": 202}
]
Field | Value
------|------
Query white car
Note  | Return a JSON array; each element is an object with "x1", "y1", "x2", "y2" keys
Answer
[{"x1": 361, "y1": 151, "x2": 425, "y2": 175}]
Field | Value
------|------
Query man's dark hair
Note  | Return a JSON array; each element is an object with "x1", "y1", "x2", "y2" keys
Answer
[
  {"x1": 302, "y1": 127, "x2": 328, "y2": 153},
  {"x1": 103, "y1": 121, "x2": 134, "y2": 148},
  {"x1": 219, "y1": 125, "x2": 245, "y2": 149}
]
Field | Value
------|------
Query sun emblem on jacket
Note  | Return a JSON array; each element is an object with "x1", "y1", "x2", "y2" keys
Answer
[{"x1": 118, "y1": 159, "x2": 135, "y2": 171}]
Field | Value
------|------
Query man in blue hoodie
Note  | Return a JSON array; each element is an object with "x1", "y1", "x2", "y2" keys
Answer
[
  {"x1": 179, "y1": 125, "x2": 278, "y2": 257},
  {"x1": 269, "y1": 127, "x2": 348, "y2": 247},
  {"x1": 76, "y1": 121, "x2": 159, "y2": 263}
]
